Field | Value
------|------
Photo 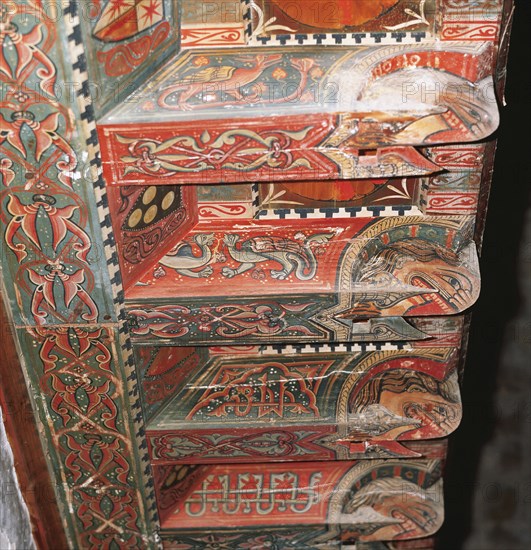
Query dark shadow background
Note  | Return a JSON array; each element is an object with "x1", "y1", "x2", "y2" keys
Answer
[{"x1": 438, "y1": 1, "x2": 531, "y2": 548}]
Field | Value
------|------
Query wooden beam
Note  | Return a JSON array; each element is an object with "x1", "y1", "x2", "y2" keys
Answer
[{"x1": 0, "y1": 295, "x2": 68, "y2": 550}]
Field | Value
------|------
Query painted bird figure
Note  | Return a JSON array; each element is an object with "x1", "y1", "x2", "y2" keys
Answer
[{"x1": 158, "y1": 54, "x2": 284, "y2": 108}]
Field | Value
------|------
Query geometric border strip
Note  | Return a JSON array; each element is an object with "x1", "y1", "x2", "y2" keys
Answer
[
  {"x1": 260, "y1": 341, "x2": 408, "y2": 354},
  {"x1": 248, "y1": 31, "x2": 431, "y2": 47},
  {"x1": 255, "y1": 205, "x2": 423, "y2": 220}
]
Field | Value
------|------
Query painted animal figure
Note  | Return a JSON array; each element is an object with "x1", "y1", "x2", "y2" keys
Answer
[
  {"x1": 158, "y1": 54, "x2": 283, "y2": 108},
  {"x1": 159, "y1": 234, "x2": 216, "y2": 278},
  {"x1": 222, "y1": 233, "x2": 333, "y2": 280}
]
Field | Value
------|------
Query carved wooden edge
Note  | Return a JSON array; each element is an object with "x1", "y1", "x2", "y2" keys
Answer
[
  {"x1": 0, "y1": 293, "x2": 68, "y2": 550},
  {"x1": 456, "y1": 312, "x2": 473, "y2": 384},
  {"x1": 474, "y1": 138, "x2": 498, "y2": 251},
  {"x1": 475, "y1": 0, "x2": 514, "y2": 249},
  {"x1": 495, "y1": 0, "x2": 516, "y2": 100}
]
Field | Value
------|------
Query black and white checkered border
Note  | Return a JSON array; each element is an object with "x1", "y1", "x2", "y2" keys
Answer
[
  {"x1": 419, "y1": 178, "x2": 431, "y2": 211},
  {"x1": 241, "y1": 0, "x2": 254, "y2": 40},
  {"x1": 260, "y1": 342, "x2": 408, "y2": 355},
  {"x1": 64, "y1": 1, "x2": 160, "y2": 535},
  {"x1": 251, "y1": 183, "x2": 261, "y2": 210},
  {"x1": 255, "y1": 204, "x2": 423, "y2": 220}
]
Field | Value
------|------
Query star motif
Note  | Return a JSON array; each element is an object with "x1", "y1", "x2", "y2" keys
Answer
[{"x1": 140, "y1": 0, "x2": 161, "y2": 25}]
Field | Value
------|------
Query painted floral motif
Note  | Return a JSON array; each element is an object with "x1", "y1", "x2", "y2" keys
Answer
[
  {"x1": 0, "y1": 111, "x2": 76, "y2": 187},
  {"x1": 0, "y1": 1, "x2": 109, "y2": 325},
  {"x1": 127, "y1": 301, "x2": 323, "y2": 343},
  {"x1": 148, "y1": 430, "x2": 330, "y2": 462},
  {"x1": 27, "y1": 326, "x2": 149, "y2": 547},
  {"x1": 117, "y1": 126, "x2": 315, "y2": 178},
  {"x1": 5, "y1": 194, "x2": 91, "y2": 262},
  {"x1": 28, "y1": 263, "x2": 98, "y2": 325},
  {"x1": 0, "y1": 5, "x2": 56, "y2": 95}
]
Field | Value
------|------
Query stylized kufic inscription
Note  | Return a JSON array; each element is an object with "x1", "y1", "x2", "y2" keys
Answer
[
  {"x1": 188, "y1": 362, "x2": 327, "y2": 421},
  {"x1": 184, "y1": 471, "x2": 322, "y2": 517}
]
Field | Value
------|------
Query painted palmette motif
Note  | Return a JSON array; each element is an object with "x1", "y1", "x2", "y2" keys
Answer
[{"x1": 0, "y1": 0, "x2": 512, "y2": 548}]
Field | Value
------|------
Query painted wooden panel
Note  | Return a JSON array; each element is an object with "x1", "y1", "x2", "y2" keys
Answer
[
  {"x1": 124, "y1": 216, "x2": 480, "y2": 345},
  {"x1": 0, "y1": 0, "x2": 513, "y2": 548},
  {"x1": 0, "y1": 1, "x2": 118, "y2": 327},
  {"x1": 77, "y1": 0, "x2": 181, "y2": 114},
  {"x1": 247, "y1": 0, "x2": 438, "y2": 39},
  {"x1": 154, "y1": 451, "x2": 446, "y2": 543},
  {"x1": 179, "y1": 0, "x2": 506, "y2": 49},
  {"x1": 12, "y1": 323, "x2": 157, "y2": 548},
  {"x1": 163, "y1": 532, "x2": 437, "y2": 549},
  {"x1": 0, "y1": 4, "x2": 159, "y2": 545},
  {"x1": 138, "y1": 343, "x2": 462, "y2": 463},
  {"x1": 181, "y1": 0, "x2": 245, "y2": 47},
  {"x1": 101, "y1": 138, "x2": 491, "y2": 292},
  {"x1": 98, "y1": 43, "x2": 498, "y2": 186}
]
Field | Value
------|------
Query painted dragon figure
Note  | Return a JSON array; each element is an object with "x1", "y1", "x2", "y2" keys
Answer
[
  {"x1": 157, "y1": 54, "x2": 317, "y2": 110},
  {"x1": 159, "y1": 234, "x2": 217, "y2": 278},
  {"x1": 222, "y1": 233, "x2": 333, "y2": 280}
]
